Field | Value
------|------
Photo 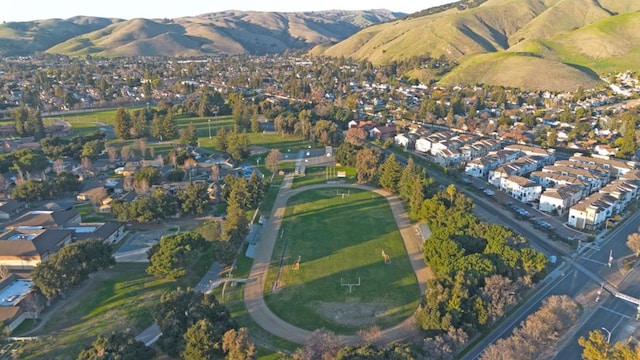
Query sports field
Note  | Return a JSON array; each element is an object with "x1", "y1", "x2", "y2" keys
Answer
[{"x1": 263, "y1": 188, "x2": 420, "y2": 333}]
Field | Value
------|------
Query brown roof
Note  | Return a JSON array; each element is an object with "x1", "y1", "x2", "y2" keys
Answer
[
  {"x1": 74, "y1": 223, "x2": 124, "y2": 242},
  {"x1": 0, "y1": 229, "x2": 73, "y2": 260},
  {"x1": 6, "y1": 209, "x2": 79, "y2": 230},
  {"x1": 0, "y1": 306, "x2": 21, "y2": 323}
]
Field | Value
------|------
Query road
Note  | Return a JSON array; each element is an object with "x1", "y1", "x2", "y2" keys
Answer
[
  {"x1": 386, "y1": 147, "x2": 640, "y2": 359},
  {"x1": 243, "y1": 174, "x2": 430, "y2": 345}
]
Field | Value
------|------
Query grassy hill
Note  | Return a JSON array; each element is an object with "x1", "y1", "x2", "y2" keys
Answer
[
  {"x1": 39, "y1": 10, "x2": 402, "y2": 57},
  {"x1": 0, "y1": 17, "x2": 120, "y2": 56},
  {"x1": 318, "y1": 0, "x2": 640, "y2": 90}
]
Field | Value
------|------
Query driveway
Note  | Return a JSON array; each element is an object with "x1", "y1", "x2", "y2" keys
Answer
[{"x1": 243, "y1": 174, "x2": 429, "y2": 344}]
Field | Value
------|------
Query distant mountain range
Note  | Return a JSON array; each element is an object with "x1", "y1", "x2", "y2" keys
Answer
[
  {"x1": 0, "y1": 10, "x2": 403, "y2": 57},
  {"x1": 3, "y1": 1, "x2": 640, "y2": 91},
  {"x1": 315, "y1": 0, "x2": 640, "y2": 90}
]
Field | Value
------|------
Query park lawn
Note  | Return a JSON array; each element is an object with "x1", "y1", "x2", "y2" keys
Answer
[
  {"x1": 20, "y1": 248, "x2": 213, "y2": 360},
  {"x1": 264, "y1": 188, "x2": 420, "y2": 334},
  {"x1": 292, "y1": 166, "x2": 356, "y2": 189}
]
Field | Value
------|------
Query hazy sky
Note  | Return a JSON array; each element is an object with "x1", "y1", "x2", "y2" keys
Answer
[{"x1": 2, "y1": 0, "x2": 456, "y2": 22}]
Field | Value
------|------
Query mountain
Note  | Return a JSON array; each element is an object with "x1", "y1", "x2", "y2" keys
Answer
[
  {"x1": 316, "y1": 0, "x2": 640, "y2": 90},
  {"x1": 0, "y1": 17, "x2": 121, "y2": 56},
  {"x1": 0, "y1": 10, "x2": 402, "y2": 58}
]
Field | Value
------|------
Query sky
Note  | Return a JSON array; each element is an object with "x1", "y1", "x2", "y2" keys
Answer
[{"x1": 2, "y1": 0, "x2": 456, "y2": 22}]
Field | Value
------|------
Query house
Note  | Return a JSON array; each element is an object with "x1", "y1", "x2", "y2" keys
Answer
[
  {"x1": 5, "y1": 208, "x2": 80, "y2": 231},
  {"x1": 0, "y1": 229, "x2": 74, "y2": 269},
  {"x1": 539, "y1": 165, "x2": 606, "y2": 194},
  {"x1": 594, "y1": 144, "x2": 618, "y2": 157},
  {"x1": 0, "y1": 275, "x2": 45, "y2": 331},
  {"x1": 530, "y1": 171, "x2": 589, "y2": 197},
  {"x1": 394, "y1": 133, "x2": 413, "y2": 149},
  {"x1": 539, "y1": 185, "x2": 583, "y2": 215},
  {"x1": 568, "y1": 192, "x2": 618, "y2": 230},
  {"x1": 465, "y1": 157, "x2": 495, "y2": 178},
  {"x1": 503, "y1": 144, "x2": 555, "y2": 164},
  {"x1": 369, "y1": 125, "x2": 397, "y2": 140},
  {"x1": 68, "y1": 222, "x2": 127, "y2": 244},
  {"x1": 569, "y1": 155, "x2": 635, "y2": 180},
  {"x1": 435, "y1": 148, "x2": 462, "y2": 167},
  {"x1": 599, "y1": 179, "x2": 639, "y2": 209},
  {"x1": 497, "y1": 175, "x2": 542, "y2": 202},
  {"x1": 0, "y1": 200, "x2": 23, "y2": 220},
  {"x1": 415, "y1": 137, "x2": 432, "y2": 153}
]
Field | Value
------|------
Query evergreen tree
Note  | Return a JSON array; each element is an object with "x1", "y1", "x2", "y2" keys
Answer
[
  {"x1": 114, "y1": 107, "x2": 132, "y2": 139},
  {"x1": 182, "y1": 319, "x2": 220, "y2": 360},
  {"x1": 377, "y1": 154, "x2": 402, "y2": 192}
]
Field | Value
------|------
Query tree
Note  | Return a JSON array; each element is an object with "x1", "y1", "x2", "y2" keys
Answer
[
  {"x1": 114, "y1": 107, "x2": 132, "y2": 139},
  {"x1": 265, "y1": 148, "x2": 282, "y2": 174},
  {"x1": 616, "y1": 112, "x2": 638, "y2": 159},
  {"x1": 627, "y1": 232, "x2": 640, "y2": 257},
  {"x1": 134, "y1": 166, "x2": 161, "y2": 186},
  {"x1": 578, "y1": 330, "x2": 610, "y2": 360},
  {"x1": 177, "y1": 182, "x2": 209, "y2": 215},
  {"x1": 77, "y1": 331, "x2": 155, "y2": 360},
  {"x1": 215, "y1": 127, "x2": 228, "y2": 152},
  {"x1": 355, "y1": 148, "x2": 379, "y2": 184},
  {"x1": 345, "y1": 127, "x2": 367, "y2": 146},
  {"x1": 12, "y1": 180, "x2": 49, "y2": 201},
  {"x1": 13, "y1": 149, "x2": 49, "y2": 175},
  {"x1": 154, "y1": 288, "x2": 235, "y2": 357},
  {"x1": 33, "y1": 240, "x2": 114, "y2": 299},
  {"x1": 221, "y1": 203, "x2": 249, "y2": 246},
  {"x1": 182, "y1": 319, "x2": 220, "y2": 360},
  {"x1": 223, "y1": 328, "x2": 257, "y2": 360},
  {"x1": 335, "y1": 141, "x2": 360, "y2": 167},
  {"x1": 377, "y1": 154, "x2": 402, "y2": 192},
  {"x1": 292, "y1": 328, "x2": 342, "y2": 360},
  {"x1": 147, "y1": 232, "x2": 205, "y2": 280},
  {"x1": 180, "y1": 122, "x2": 199, "y2": 146}
]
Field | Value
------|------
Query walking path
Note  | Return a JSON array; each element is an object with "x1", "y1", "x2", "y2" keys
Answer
[{"x1": 243, "y1": 174, "x2": 429, "y2": 345}]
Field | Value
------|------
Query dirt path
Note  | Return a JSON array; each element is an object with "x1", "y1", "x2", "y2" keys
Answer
[{"x1": 243, "y1": 175, "x2": 429, "y2": 345}]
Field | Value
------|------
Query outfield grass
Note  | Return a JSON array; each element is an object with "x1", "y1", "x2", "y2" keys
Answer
[
  {"x1": 264, "y1": 188, "x2": 420, "y2": 334},
  {"x1": 19, "y1": 248, "x2": 213, "y2": 359}
]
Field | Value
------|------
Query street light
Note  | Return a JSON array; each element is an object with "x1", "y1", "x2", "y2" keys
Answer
[
  {"x1": 601, "y1": 327, "x2": 612, "y2": 343},
  {"x1": 208, "y1": 119, "x2": 212, "y2": 139}
]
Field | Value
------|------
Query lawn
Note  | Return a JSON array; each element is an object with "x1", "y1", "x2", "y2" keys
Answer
[
  {"x1": 263, "y1": 188, "x2": 420, "y2": 334},
  {"x1": 19, "y1": 248, "x2": 213, "y2": 359},
  {"x1": 292, "y1": 165, "x2": 356, "y2": 189}
]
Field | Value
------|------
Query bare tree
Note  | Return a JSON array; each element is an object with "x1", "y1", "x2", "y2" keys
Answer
[
  {"x1": 123, "y1": 176, "x2": 134, "y2": 192},
  {"x1": 120, "y1": 145, "x2": 131, "y2": 162},
  {"x1": 133, "y1": 178, "x2": 149, "y2": 195},
  {"x1": 627, "y1": 232, "x2": 640, "y2": 257},
  {"x1": 481, "y1": 275, "x2": 519, "y2": 322},
  {"x1": 136, "y1": 138, "x2": 147, "y2": 159},
  {"x1": 183, "y1": 158, "x2": 198, "y2": 181},
  {"x1": 88, "y1": 187, "x2": 108, "y2": 207},
  {"x1": 422, "y1": 327, "x2": 469, "y2": 360},
  {"x1": 210, "y1": 164, "x2": 220, "y2": 182},
  {"x1": 52, "y1": 159, "x2": 65, "y2": 175},
  {"x1": 265, "y1": 148, "x2": 281, "y2": 174},
  {"x1": 356, "y1": 325, "x2": 382, "y2": 347},
  {"x1": 345, "y1": 127, "x2": 367, "y2": 145},
  {"x1": 81, "y1": 157, "x2": 92, "y2": 171},
  {"x1": 292, "y1": 328, "x2": 341, "y2": 360},
  {"x1": 105, "y1": 146, "x2": 118, "y2": 163}
]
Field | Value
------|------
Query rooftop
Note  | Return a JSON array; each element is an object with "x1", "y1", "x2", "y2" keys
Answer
[{"x1": 0, "y1": 279, "x2": 32, "y2": 307}]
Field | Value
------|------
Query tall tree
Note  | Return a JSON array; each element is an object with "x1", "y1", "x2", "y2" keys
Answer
[
  {"x1": 77, "y1": 331, "x2": 155, "y2": 360},
  {"x1": 265, "y1": 148, "x2": 282, "y2": 174},
  {"x1": 114, "y1": 107, "x2": 132, "y2": 139},
  {"x1": 177, "y1": 182, "x2": 209, "y2": 215},
  {"x1": 355, "y1": 148, "x2": 379, "y2": 184},
  {"x1": 182, "y1": 319, "x2": 220, "y2": 360},
  {"x1": 377, "y1": 154, "x2": 402, "y2": 192},
  {"x1": 222, "y1": 328, "x2": 257, "y2": 360}
]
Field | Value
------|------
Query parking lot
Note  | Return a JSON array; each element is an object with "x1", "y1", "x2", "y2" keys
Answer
[{"x1": 114, "y1": 231, "x2": 162, "y2": 263}]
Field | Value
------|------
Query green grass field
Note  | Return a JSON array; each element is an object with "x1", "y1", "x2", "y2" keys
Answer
[
  {"x1": 263, "y1": 188, "x2": 420, "y2": 334},
  {"x1": 292, "y1": 166, "x2": 356, "y2": 189},
  {"x1": 55, "y1": 108, "x2": 312, "y2": 157},
  {"x1": 19, "y1": 249, "x2": 213, "y2": 359}
]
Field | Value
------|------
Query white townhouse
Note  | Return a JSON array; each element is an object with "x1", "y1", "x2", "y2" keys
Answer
[
  {"x1": 498, "y1": 175, "x2": 542, "y2": 202},
  {"x1": 599, "y1": 179, "x2": 639, "y2": 209},
  {"x1": 540, "y1": 165, "x2": 605, "y2": 194},
  {"x1": 529, "y1": 171, "x2": 589, "y2": 197},
  {"x1": 539, "y1": 185, "x2": 584, "y2": 215},
  {"x1": 568, "y1": 192, "x2": 618, "y2": 230},
  {"x1": 569, "y1": 155, "x2": 636, "y2": 180}
]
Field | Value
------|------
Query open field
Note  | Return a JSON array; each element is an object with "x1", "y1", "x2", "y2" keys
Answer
[
  {"x1": 263, "y1": 188, "x2": 420, "y2": 334},
  {"x1": 19, "y1": 249, "x2": 212, "y2": 359},
  {"x1": 292, "y1": 166, "x2": 356, "y2": 189},
  {"x1": 55, "y1": 108, "x2": 311, "y2": 157}
]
